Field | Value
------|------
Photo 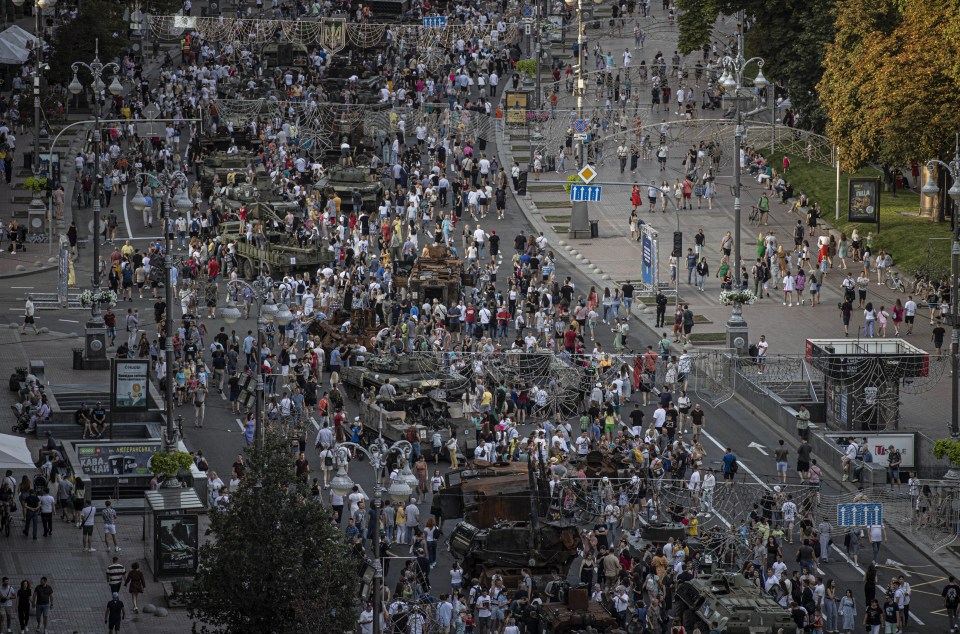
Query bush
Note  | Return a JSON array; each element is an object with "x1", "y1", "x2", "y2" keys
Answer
[
  {"x1": 149, "y1": 451, "x2": 195, "y2": 478},
  {"x1": 933, "y1": 438, "x2": 960, "y2": 466}
]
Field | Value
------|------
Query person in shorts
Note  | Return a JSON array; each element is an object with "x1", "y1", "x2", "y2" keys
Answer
[
  {"x1": 80, "y1": 499, "x2": 97, "y2": 552},
  {"x1": 774, "y1": 440, "x2": 789, "y2": 484},
  {"x1": 102, "y1": 499, "x2": 120, "y2": 552},
  {"x1": 105, "y1": 591, "x2": 125, "y2": 634}
]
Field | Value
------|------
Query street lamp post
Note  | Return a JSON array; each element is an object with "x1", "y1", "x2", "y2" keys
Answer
[
  {"x1": 11, "y1": 0, "x2": 55, "y2": 176},
  {"x1": 68, "y1": 39, "x2": 122, "y2": 365},
  {"x1": 330, "y1": 440, "x2": 415, "y2": 634},
  {"x1": 719, "y1": 22, "x2": 768, "y2": 356},
  {"x1": 220, "y1": 278, "x2": 290, "y2": 449},
  {"x1": 130, "y1": 171, "x2": 192, "y2": 451},
  {"x1": 921, "y1": 141, "x2": 960, "y2": 442}
]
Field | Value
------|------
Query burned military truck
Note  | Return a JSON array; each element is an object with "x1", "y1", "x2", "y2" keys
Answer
[{"x1": 674, "y1": 573, "x2": 797, "y2": 634}]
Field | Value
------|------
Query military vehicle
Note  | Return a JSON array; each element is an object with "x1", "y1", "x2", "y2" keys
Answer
[
  {"x1": 537, "y1": 601, "x2": 619, "y2": 634},
  {"x1": 199, "y1": 153, "x2": 255, "y2": 199},
  {"x1": 674, "y1": 573, "x2": 797, "y2": 634},
  {"x1": 356, "y1": 398, "x2": 456, "y2": 463},
  {"x1": 318, "y1": 166, "x2": 385, "y2": 213},
  {"x1": 342, "y1": 353, "x2": 468, "y2": 414},
  {"x1": 218, "y1": 202, "x2": 334, "y2": 279},
  {"x1": 447, "y1": 520, "x2": 580, "y2": 584},
  {"x1": 396, "y1": 246, "x2": 465, "y2": 308},
  {"x1": 262, "y1": 41, "x2": 310, "y2": 69}
]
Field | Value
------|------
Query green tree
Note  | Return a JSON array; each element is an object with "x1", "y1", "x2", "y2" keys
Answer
[
  {"x1": 187, "y1": 430, "x2": 360, "y2": 633},
  {"x1": 676, "y1": 0, "x2": 835, "y2": 133},
  {"x1": 676, "y1": 0, "x2": 718, "y2": 56},
  {"x1": 47, "y1": 0, "x2": 126, "y2": 86},
  {"x1": 819, "y1": 0, "x2": 960, "y2": 179}
]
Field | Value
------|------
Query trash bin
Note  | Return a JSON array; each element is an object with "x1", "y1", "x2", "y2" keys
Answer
[
  {"x1": 23, "y1": 152, "x2": 32, "y2": 169},
  {"x1": 547, "y1": 155, "x2": 556, "y2": 172},
  {"x1": 590, "y1": 220, "x2": 599, "y2": 238},
  {"x1": 73, "y1": 348, "x2": 84, "y2": 370}
]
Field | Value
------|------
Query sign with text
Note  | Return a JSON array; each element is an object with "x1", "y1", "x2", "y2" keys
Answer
[
  {"x1": 111, "y1": 359, "x2": 150, "y2": 411},
  {"x1": 76, "y1": 442, "x2": 162, "y2": 476},
  {"x1": 848, "y1": 177, "x2": 881, "y2": 224},
  {"x1": 824, "y1": 432, "x2": 916, "y2": 469}
]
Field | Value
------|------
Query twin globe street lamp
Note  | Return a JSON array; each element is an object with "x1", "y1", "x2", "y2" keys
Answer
[
  {"x1": 219, "y1": 278, "x2": 293, "y2": 449},
  {"x1": 330, "y1": 440, "x2": 417, "y2": 634},
  {"x1": 921, "y1": 146, "x2": 960, "y2": 441},
  {"x1": 129, "y1": 171, "x2": 192, "y2": 450},
  {"x1": 717, "y1": 32, "x2": 768, "y2": 355}
]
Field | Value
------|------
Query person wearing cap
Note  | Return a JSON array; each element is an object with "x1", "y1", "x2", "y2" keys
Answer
[{"x1": 105, "y1": 589, "x2": 125, "y2": 634}]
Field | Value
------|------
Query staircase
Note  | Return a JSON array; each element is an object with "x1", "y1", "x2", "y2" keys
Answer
[{"x1": 758, "y1": 379, "x2": 823, "y2": 404}]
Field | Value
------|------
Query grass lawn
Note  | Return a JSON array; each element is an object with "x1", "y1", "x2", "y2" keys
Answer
[{"x1": 763, "y1": 150, "x2": 953, "y2": 275}]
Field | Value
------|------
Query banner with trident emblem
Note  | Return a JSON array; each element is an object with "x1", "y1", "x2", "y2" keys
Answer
[{"x1": 320, "y1": 18, "x2": 347, "y2": 54}]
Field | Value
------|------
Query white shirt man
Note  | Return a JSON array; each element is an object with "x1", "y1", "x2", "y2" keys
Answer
[{"x1": 653, "y1": 405, "x2": 666, "y2": 430}]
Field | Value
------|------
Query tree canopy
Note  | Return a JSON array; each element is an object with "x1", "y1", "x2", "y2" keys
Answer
[
  {"x1": 187, "y1": 430, "x2": 360, "y2": 634},
  {"x1": 677, "y1": 0, "x2": 835, "y2": 133},
  {"x1": 819, "y1": 0, "x2": 960, "y2": 171}
]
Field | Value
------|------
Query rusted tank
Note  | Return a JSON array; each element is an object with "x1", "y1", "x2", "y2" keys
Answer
[{"x1": 447, "y1": 520, "x2": 580, "y2": 579}]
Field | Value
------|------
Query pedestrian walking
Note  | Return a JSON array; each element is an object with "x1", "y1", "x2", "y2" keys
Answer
[
  {"x1": 124, "y1": 562, "x2": 146, "y2": 613},
  {"x1": 80, "y1": 498, "x2": 97, "y2": 552},
  {"x1": 106, "y1": 556, "x2": 126, "y2": 595},
  {"x1": 105, "y1": 591, "x2": 126, "y2": 634},
  {"x1": 32, "y1": 577, "x2": 53, "y2": 634},
  {"x1": 103, "y1": 499, "x2": 120, "y2": 552},
  {"x1": 19, "y1": 296, "x2": 38, "y2": 335}
]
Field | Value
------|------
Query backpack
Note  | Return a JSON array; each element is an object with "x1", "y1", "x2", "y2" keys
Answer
[{"x1": 729, "y1": 457, "x2": 739, "y2": 474}]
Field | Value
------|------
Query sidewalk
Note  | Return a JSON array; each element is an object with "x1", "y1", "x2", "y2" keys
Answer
[{"x1": 497, "y1": 10, "x2": 953, "y2": 462}]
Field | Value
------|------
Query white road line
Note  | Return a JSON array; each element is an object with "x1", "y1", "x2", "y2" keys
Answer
[
  {"x1": 309, "y1": 416, "x2": 319, "y2": 431},
  {"x1": 700, "y1": 428, "x2": 771, "y2": 491},
  {"x1": 58, "y1": 319, "x2": 80, "y2": 323},
  {"x1": 220, "y1": 390, "x2": 227, "y2": 401},
  {"x1": 699, "y1": 419, "x2": 926, "y2": 624},
  {"x1": 235, "y1": 418, "x2": 245, "y2": 432},
  {"x1": 10, "y1": 286, "x2": 33, "y2": 289},
  {"x1": 121, "y1": 191, "x2": 134, "y2": 239}
]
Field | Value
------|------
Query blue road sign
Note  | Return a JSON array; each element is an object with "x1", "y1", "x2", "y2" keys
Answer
[
  {"x1": 423, "y1": 16, "x2": 447, "y2": 28},
  {"x1": 570, "y1": 185, "x2": 603, "y2": 202},
  {"x1": 521, "y1": 5, "x2": 534, "y2": 17},
  {"x1": 836, "y1": 503, "x2": 883, "y2": 527},
  {"x1": 573, "y1": 118, "x2": 588, "y2": 133}
]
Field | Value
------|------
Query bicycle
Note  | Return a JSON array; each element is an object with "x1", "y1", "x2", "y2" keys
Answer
[
  {"x1": 748, "y1": 205, "x2": 761, "y2": 225},
  {"x1": 884, "y1": 270, "x2": 906, "y2": 293}
]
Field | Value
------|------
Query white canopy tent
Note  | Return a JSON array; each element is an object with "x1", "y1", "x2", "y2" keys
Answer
[
  {"x1": 0, "y1": 38, "x2": 27, "y2": 65},
  {"x1": 0, "y1": 433, "x2": 35, "y2": 471},
  {"x1": 0, "y1": 25, "x2": 38, "y2": 52},
  {"x1": 0, "y1": 25, "x2": 38, "y2": 65}
]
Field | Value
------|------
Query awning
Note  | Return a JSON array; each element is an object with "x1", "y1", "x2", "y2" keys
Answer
[{"x1": 0, "y1": 25, "x2": 38, "y2": 65}]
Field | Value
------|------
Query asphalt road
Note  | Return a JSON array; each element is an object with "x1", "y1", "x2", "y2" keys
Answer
[{"x1": 4, "y1": 117, "x2": 948, "y2": 632}]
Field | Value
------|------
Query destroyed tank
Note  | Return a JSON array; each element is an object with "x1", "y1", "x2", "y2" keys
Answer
[
  {"x1": 320, "y1": 166, "x2": 384, "y2": 212},
  {"x1": 674, "y1": 573, "x2": 797, "y2": 634},
  {"x1": 341, "y1": 353, "x2": 468, "y2": 407},
  {"x1": 218, "y1": 202, "x2": 334, "y2": 280},
  {"x1": 447, "y1": 520, "x2": 580, "y2": 581}
]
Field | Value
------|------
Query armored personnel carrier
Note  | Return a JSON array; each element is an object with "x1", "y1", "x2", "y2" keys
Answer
[
  {"x1": 318, "y1": 166, "x2": 385, "y2": 212},
  {"x1": 674, "y1": 573, "x2": 797, "y2": 634},
  {"x1": 200, "y1": 154, "x2": 254, "y2": 199}
]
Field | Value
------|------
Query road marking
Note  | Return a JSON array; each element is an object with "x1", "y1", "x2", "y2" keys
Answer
[
  {"x1": 748, "y1": 441, "x2": 768, "y2": 456},
  {"x1": 309, "y1": 416, "x2": 319, "y2": 431},
  {"x1": 700, "y1": 428, "x2": 771, "y2": 491},
  {"x1": 58, "y1": 319, "x2": 79, "y2": 323},
  {"x1": 829, "y1": 548, "x2": 925, "y2": 625},
  {"x1": 121, "y1": 191, "x2": 134, "y2": 239},
  {"x1": 235, "y1": 418, "x2": 245, "y2": 432},
  {"x1": 10, "y1": 286, "x2": 33, "y2": 289}
]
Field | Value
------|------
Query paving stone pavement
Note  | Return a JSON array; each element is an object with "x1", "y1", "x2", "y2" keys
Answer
[{"x1": 497, "y1": 9, "x2": 953, "y2": 457}]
